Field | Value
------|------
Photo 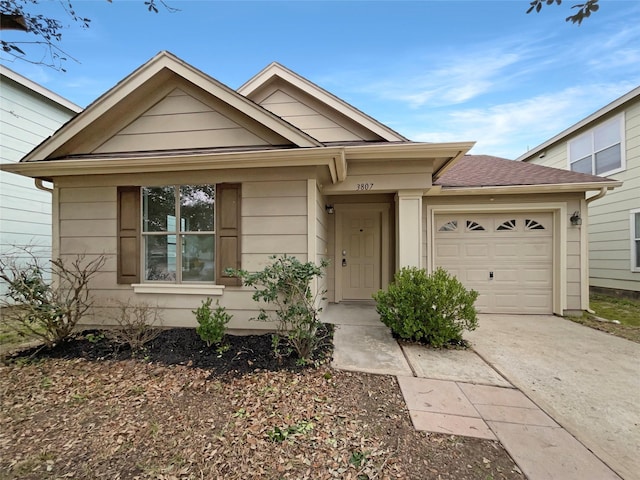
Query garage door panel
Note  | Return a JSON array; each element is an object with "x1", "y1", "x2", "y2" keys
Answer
[
  {"x1": 464, "y1": 243, "x2": 489, "y2": 257},
  {"x1": 521, "y1": 267, "x2": 553, "y2": 285},
  {"x1": 492, "y1": 242, "x2": 520, "y2": 260},
  {"x1": 519, "y1": 242, "x2": 553, "y2": 258},
  {"x1": 436, "y1": 244, "x2": 460, "y2": 258},
  {"x1": 465, "y1": 268, "x2": 490, "y2": 282},
  {"x1": 435, "y1": 212, "x2": 553, "y2": 314},
  {"x1": 494, "y1": 293, "x2": 518, "y2": 309}
]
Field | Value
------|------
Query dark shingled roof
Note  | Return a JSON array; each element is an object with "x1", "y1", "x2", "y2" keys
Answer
[{"x1": 436, "y1": 155, "x2": 615, "y2": 188}]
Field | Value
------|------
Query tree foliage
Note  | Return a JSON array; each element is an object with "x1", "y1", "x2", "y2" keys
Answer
[
  {"x1": 0, "y1": 0, "x2": 177, "y2": 71},
  {"x1": 526, "y1": 0, "x2": 600, "y2": 25}
]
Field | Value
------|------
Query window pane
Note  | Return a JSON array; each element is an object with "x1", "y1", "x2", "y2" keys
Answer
[
  {"x1": 143, "y1": 186, "x2": 175, "y2": 232},
  {"x1": 182, "y1": 235, "x2": 215, "y2": 282},
  {"x1": 570, "y1": 156, "x2": 592, "y2": 174},
  {"x1": 180, "y1": 185, "x2": 215, "y2": 232},
  {"x1": 594, "y1": 144, "x2": 621, "y2": 174},
  {"x1": 635, "y1": 213, "x2": 640, "y2": 239},
  {"x1": 636, "y1": 240, "x2": 640, "y2": 269},
  {"x1": 145, "y1": 235, "x2": 177, "y2": 281},
  {"x1": 569, "y1": 135, "x2": 591, "y2": 162},
  {"x1": 594, "y1": 119, "x2": 620, "y2": 151}
]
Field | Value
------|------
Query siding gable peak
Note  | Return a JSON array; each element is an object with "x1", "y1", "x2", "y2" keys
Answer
[
  {"x1": 21, "y1": 51, "x2": 321, "y2": 162},
  {"x1": 238, "y1": 62, "x2": 408, "y2": 143}
]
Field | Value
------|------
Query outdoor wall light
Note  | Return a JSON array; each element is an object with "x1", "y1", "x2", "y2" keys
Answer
[
  {"x1": 325, "y1": 204, "x2": 335, "y2": 214},
  {"x1": 570, "y1": 211, "x2": 582, "y2": 226}
]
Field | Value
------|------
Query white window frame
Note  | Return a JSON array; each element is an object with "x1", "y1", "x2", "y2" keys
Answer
[
  {"x1": 567, "y1": 113, "x2": 626, "y2": 177},
  {"x1": 631, "y1": 208, "x2": 640, "y2": 273}
]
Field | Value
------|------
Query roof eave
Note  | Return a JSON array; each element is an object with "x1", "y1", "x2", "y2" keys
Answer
[
  {"x1": 1, "y1": 146, "x2": 346, "y2": 182},
  {"x1": 239, "y1": 62, "x2": 410, "y2": 142},
  {"x1": 22, "y1": 52, "x2": 322, "y2": 162},
  {"x1": 428, "y1": 181, "x2": 623, "y2": 196}
]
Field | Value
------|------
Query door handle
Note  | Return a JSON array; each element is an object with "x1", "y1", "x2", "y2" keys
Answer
[{"x1": 342, "y1": 258, "x2": 347, "y2": 267}]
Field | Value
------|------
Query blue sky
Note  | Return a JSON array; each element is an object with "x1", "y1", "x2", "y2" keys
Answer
[{"x1": 2, "y1": 0, "x2": 640, "y2": 158}]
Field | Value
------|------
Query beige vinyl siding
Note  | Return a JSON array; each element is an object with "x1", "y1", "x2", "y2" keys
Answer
[
  {"x1": 94, "y1": 88, "x2": 290, "y2": 153},
  {"x1": 527, "y1": 101, "x2": 640, "y2": 293},
  {"x1": 242, "y1": 180, "x2": 308, "y2": 272},
  {"x1": 315, "y1": 182, "x2": 329, "y2": 310},
  {"x1": 1, "y1": 73, "x2": 78, "y2": 295},
  {"x1": 56, "y1": 173, "x2": 312, "y2": 330},
  {"x1": 254, "y1": 82, "x2": 383, "y2": 143},
  {"x1": 424, "y1": 193, "x2": 586, "y2": 312},
  {"x1": 587, "y1": 100, "x2": 638, "y2": 290}
]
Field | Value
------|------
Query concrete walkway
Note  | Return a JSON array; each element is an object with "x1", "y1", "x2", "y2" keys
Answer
[{"x1": 326, "y1": 304, "x2": 627, "y2": 480}]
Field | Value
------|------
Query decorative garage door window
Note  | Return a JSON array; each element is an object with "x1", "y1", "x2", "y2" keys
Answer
[
  {"x1": 466, "y1": 220, "x2": 485, "y2": 231},
  {"x1": 438, "y1": 220, "x2": 458, "y2": 232},
  {"x1": 438, "y1": 217, "x2": 545, "y2": 233},
  {"x1": 496, "y1": 219, "x2": 517, "y2": 231},
  {"x1": 143, "y1": 185, "x2": 215, "y2": 282},
  {"x1": 525, "y1": 219, "x2": 545, "y2": 230}
]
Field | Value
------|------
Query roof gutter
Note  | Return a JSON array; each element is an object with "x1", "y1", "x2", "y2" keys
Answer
[
  {"x1": 585, "y1": 186, "x2": 609, "y2": 204},
  {"x1": 34, "y1": 178, "x2": 53, "y2": 193},
  {"x1": 428, "y1": 181, "x2": 622, "y2": 196}
]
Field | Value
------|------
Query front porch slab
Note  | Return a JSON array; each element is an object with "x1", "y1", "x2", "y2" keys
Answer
[{"x1": 331, "y1": 324, "x2": 412, "y2": 376}]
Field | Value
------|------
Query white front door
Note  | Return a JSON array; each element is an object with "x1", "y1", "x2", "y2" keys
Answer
[{"x1": 341, "y1": 209, "x2": 382, "y2": 300}]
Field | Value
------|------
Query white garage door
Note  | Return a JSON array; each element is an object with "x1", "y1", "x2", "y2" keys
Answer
[{"x1": 434, "y1": 213, "x2": 553, "y2": 314}]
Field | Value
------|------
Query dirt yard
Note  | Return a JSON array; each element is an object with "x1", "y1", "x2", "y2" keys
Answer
[{"x1": 1, "y1": 330, "x2": 524, "y2": 479}]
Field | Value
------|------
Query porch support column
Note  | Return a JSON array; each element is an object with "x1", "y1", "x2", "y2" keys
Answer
[{"x1": 396, "y1": 189, "x2": 423, "y2": 269}]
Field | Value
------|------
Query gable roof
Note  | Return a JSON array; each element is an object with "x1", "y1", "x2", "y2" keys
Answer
[
  {"x1": 0, "y1": 65, "x2": 81, "y2": 113},
  {"x1": 22, "y1": 51, "x2": 322, "y2": 162},
  {"x1": 517, "y1": 85, "x2": 640, "y2": 162},
  {"x1": 435, "y1": 155, "x2": 621, "y2": 192},
  {"x1": 238, "y1": 62, "x2": 408, "y2": 143}
]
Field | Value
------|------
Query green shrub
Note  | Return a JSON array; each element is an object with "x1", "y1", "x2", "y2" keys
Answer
[
  {"x1": 373, "y1": 267, "x2": 478, "y2": 347},
  {"x1": 227, "y1": 255, "x2": 329, "y2": 363},
  {"x1": 193, "y1": 298, "x2": 231, "y2": 348}
]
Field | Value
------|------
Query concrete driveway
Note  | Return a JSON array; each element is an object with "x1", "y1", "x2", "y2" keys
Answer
[{"x1": 466, "y1": 314, "x2": 640, "y2": 480}]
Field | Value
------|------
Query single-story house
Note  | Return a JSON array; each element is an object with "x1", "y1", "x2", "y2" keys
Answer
[{"x1": 1, "y1": 51, "x2": 622, "y2": 328}]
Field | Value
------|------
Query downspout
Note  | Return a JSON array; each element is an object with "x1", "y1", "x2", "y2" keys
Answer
[
  {"x1": 586, "y1": 186, "x2": 608, "y2": 205},
  {"x1": 583, "y1": 187, "x2": 609, "y2": 314},
  {"x1": 34, "y1": 178, "x2": 53, "y2": 193}
]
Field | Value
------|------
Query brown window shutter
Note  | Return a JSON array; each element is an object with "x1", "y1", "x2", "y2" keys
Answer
[
  {"x1": 216, "y1": 183, "x2": 241, "y2": 286},
  {"x1": 117, "y1": 186, "x2": 141, "y2": 284}
]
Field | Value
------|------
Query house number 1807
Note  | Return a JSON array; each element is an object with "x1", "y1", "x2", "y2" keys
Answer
[{"x1": 356, "y1": 183, "x2": 374, "y2": 191}]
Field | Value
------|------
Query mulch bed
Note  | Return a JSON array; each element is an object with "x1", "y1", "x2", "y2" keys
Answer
[
  {"x1": 12, "y1": 326, "x2": 334, "y2": 377},
  {"x1": 1, "y1": 327, "x2": 525, "y2": 480}
]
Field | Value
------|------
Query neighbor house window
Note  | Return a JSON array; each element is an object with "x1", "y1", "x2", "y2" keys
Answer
[
  {"x1": 142, "y1": 185, "x2": 215, "y2": 282},
  {"x1": 568, "y1": 114, "x2": 624, "y2": 176},
  {"x1": 632, "y1": 209, "x2": 640, "y2": 272}
]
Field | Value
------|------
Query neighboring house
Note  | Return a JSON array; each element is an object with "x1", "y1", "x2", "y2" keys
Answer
[
  {"x1": 0, "y1": 65, "x2": 81, "y2": 294},
  {"x1": 0, "y1": 52, "x2": 622, "y2": 328},
  {"x1": 517, "y1": 86, "x2": 639, "y2": 297}
]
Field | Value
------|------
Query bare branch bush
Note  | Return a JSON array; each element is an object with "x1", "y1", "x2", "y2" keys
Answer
[
  {"x1": 105, "y1": 299, "x2": 163, "y2": 354},
  {"x1": 0, "y1": 246, "x2": 105, "y2": 347}
]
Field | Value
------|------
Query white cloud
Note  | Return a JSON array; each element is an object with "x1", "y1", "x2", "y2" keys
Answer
[
  {"x1": 406, "y1": 82, "x2": 637, "y2": 159},
  {"x1": 366, "y1": 50, "x2": 527, "y2": 108}
]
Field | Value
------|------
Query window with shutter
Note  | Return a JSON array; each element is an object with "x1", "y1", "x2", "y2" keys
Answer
[
  {"x1": 117, "y1": 186, "x2": 141, "y2": 284},
  {"x1": 117, "y1": 183, "x2": 241, "y2": 286}
]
